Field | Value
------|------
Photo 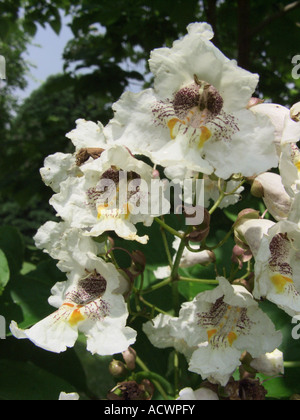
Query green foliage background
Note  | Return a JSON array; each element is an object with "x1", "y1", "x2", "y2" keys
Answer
[{"x1": 0, "y1": 0, "x2": 300, "y2": 400}]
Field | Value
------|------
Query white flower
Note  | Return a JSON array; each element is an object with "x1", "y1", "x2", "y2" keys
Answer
[
  {"x1": 49, "y1": 145, "x2": 158, "y2": 244},
  {"x1": 105, "y1": 23, "x2": 278, "y2": 179},
  {"x1": 10, "y1": 254, "x2": 136, "y2": 355},
  {"x1": 177, "y1": 387, "x2": 219, "y2": 401},
  {"x1": 250, "y1": 103, "x2": 290, "y2": 155},
  {"x1": 253, "y1": 220, "x2": 300, "y2": 316},
  {"x1": 154, "y1": 234, "x2": 215, "y2": 279},
  {"x1": 34, "y1": 221, "x2": 105, "y2": 272},
  {"x1": 144, "y1": 279, "x2": 281, "y2": 387},
  {"x1": 66, "y1": 119, "x2": 108, "y2": 151},
  {"x1": 250, "y1": 349, "x2": 284, "y2": 377},
  {"x1": 250, "y1": 172, "x2": 292, "y2": 221},
  {"x1": 59, "y1": 392, "x2": 80, "y2": 400},
  {"x1": 40, "y1": 119, "x2": 108, "y2": 193},
  {"x1": 40, "y1": 153, "x2": 78, "y2": 193},
  {"x1": 170, "y1": 278, "x2": 281, "y2": 386},
  {"x1": 0, "y1": 55, "x2": 6, "y2": 80},
  {"x1": 142, "y1": 314, "x2": 197, "y2": 360}
]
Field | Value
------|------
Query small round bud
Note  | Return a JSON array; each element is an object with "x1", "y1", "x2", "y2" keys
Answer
[{"x1": 109, "y1": 360, "x2": 128, "y2": 378}]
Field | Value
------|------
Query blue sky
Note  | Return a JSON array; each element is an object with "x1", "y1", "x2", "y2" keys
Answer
[{"x1": 16, "y1": 14, "x2": 73, "y2": 101}]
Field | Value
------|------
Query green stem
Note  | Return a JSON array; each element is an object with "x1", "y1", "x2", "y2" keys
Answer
[
  {"x1": 284, "y1": 361, "x2": 300, "y2": 368},
  {"x1": 141, "y1": 277, "x2": 172, "y2": 295},
  {"x1": 138, "y1": 294, "x2": 170, "y2": 316},
  {"x1": 135, "y1": 356, "x2": 171, "y2": 399},
  {"x1": 209, "y1": 189, "x2": 226, "y2": 215},
  {"x1": 179, "y1": 276, "x2": 219, "y2": 285},
  {"x1": 160, "y1": 225, "x2": 174, "y2": 268},
  {"x1": 207, "y1": 227, "x2": 234, "y2": 251},
  {"x1": 154, "y1": 217, "x2": 184, "y2": 239},
  {"x1": 170, "y1": 235, "x2": 187, "y2": 314},
  {"x1": 174, "y1": 351, "x2": 179, "y2": 397}
]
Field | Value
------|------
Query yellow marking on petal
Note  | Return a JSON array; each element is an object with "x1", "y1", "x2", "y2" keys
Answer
[
  {"x1": 271, "y1": 274, "x2": 293, "y2": 294},
  {"x1": 69, "y1": 308, "x2": 85, "y2": 326},
  {"x1": 198, "y1": 126, "x2": 212, "y2": 149},
  {"x1": 227, "y1": 331, "x2": 238, "y2": 346},
  {"x1": 123, "y1": 202, "x2": 131, "y2": 219},
  {"x1": 97, "y1": 204, "x2": 109, "y2": 219},
  {"x1": 207, "y1": 329, "x2": 217, "y2": 342},
  {"x1": 167, "y1": 118, "x2": 183, "y2": 139},
  {"x1": 294, "y1": 159, "x2": 300, "y2": 172}
]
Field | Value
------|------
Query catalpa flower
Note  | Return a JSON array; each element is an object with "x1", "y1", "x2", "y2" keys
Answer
[
  {"x1": 171, "y1": 278, "x2": 281, "y2": 386},
  {"x1": 10, "y1": 253, "x2": 136, "y2": 355},
  {"x1": 34, "y1": 221, "x2": 105, "y2": 272},
  {"x1": 49, "y1": 145, "x2": 157, "y2": 244},
  {"x1": 142, "y1": 314, "x2": 197, "y2": 360},
  {"x1": 143, "y1": 278, "x2": 281, "y2": 386},
  {"x1": 253, "y1": 220, "x2": 300, "y2": 316},
  {"x1": 40, "y1": 119, "x2": 108, "y2": 193},
  {"x1": 105, "y1": 22, "x2": 278, "y2": 179}
]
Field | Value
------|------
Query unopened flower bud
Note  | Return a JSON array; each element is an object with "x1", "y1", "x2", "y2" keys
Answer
[
  {"x1": 251, "y1": 173, "x2": 292, "y2": 221},
  {"x1": 109, "y1": 360, "x2": 128, "y2": 378},
  {"x1": 231, "y1": 245, "x2": 252, "y2": 269},
  {"x1": 234, "y1": 218, "x2": 275, "y2": 257},
  {"x1": 180, "y1": 248, "x2": 216, "y2": 268},
  {"x1": 250, "y1": 349, "x2": 284, "y2": 377},
  {"x1": 122, "y1": 347, "x2": 137, "y2": 371}
]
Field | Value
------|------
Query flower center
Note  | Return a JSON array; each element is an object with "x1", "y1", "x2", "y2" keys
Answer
[
  {"x1": 86, "y1": 167, "x2": 141, "y2": 220},
  {"x1": 197, "y1": 296, "x2": 252, "y2": 349},
  {"x1": 173, "y1": 78, "x2": 224, "y2": 121},
  {"x1": 66, "y1": 270, "x2": 107, "y2": 305},
  {"x1": 152, "y1": 77, "x2": 238, "y2": 149}
]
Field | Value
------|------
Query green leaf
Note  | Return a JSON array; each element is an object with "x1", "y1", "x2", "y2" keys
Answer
[
  {"x1": 0, "y1": 226, "x2": 24, "y2": 277},
  {"x1": 0, "y1": 359, "x2": 77, "y2": 400},
  {"x1": 0, "y1": 248, "x2": 10, "y2": 294},
  {"x1": 8, "y1": 258, "x2": 65, "y2": 330}
]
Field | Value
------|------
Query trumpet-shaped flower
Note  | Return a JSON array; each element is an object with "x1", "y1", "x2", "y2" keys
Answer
[
  {"x1": 34, "y1": 221, "x2": 105, "y2": 272},
  {"x1": 143, "y1": 278, "x2": 281, "y2": 386},
  {"x1": 10, "y1": 253, "x2": 136, "y2": 355},
  {"x1": 49, "y1": 145, "x2": 157, "y2": 244},
  {"x1": 253, "y1": 220, "x2": 300, "y2": 316},
  {"x1": 173, "y1": 278, "x2": 281, "y2": 386},
  {"x1": 105, "y1": 23, "x2": 278, "y2": 179},
  {"x1": 40, "y1": 119, "x2": 109, "y2": 193}
]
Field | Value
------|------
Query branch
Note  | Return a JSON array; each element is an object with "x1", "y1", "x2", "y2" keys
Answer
[{"x1": 251, "y1": 1, "x2": 300, "y2": 36}]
